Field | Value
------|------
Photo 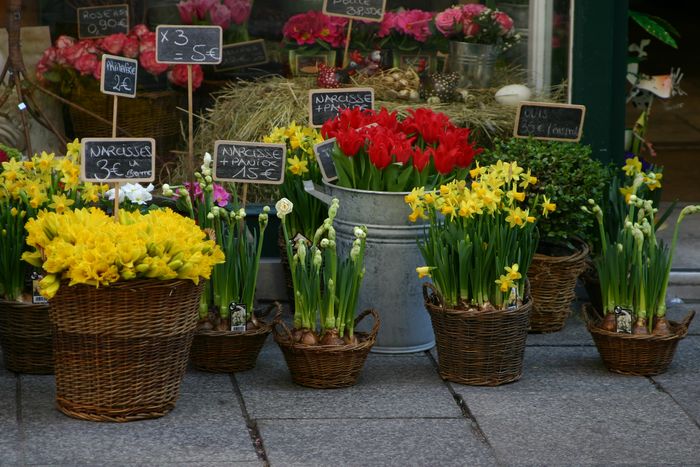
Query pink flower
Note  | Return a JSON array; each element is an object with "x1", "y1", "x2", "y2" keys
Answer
[
  {"x1": 492, "y1": 11, "x2": 514, "y2": 35},
  {"x1": 435, "y1": 7, "x2": 463, "y2": 35},
  {"x1": 139, "y1": 50, "x2": 168, "y2": 75},
  {"x1": 129, "y1": 24, "x2": 151, "y2": 39},
  {"x1": 209, "y1": 3, "x2": 231, "y2": 29},
  {"x1": 377, "y1": 11, "x2": 398, "y2": 37},
  {"x1": 195, "y1": 0, "x2": 218, "y2": 19},
  {"x1": 395, "y1": 10, "x2": 433, "y2": 42},
  {"x1": 184, "y1": 182, "x2": 204, "y2": 201},
  {"x1": 122, "y1": 37, "x2": 139, "y2": 58},
  {"x1": 92, "y1": 62, "x2": 102, "y2": 80},
  {"x1": 74, "y1": 54, "x2": 98, "y2": 75},
  {"x1": 100, "y1": 33, "x2": 127, "y2": 55},
  {"x1": 55, "y1": 35, "x2": 75, "y2": 49},
  {"x1": 462, "y1": 4, "x2": 488, "y2": 18},
  {"x1": 463, "y1": 21, "x2": 480, "y2": 38},
  {"x1": 225, "y1": 0, "x2": 252, "y2": 24},
  {"x1": 212, "y1": 183, "x2": 230, "y2": 206},
  {"x1": 167, "y1": 64, "x2": 203, "y2": 89},
  {"x1": 61, "y1": 42, "x2": 91, "y2": 65},
  {"x1": 139, "y1": 31, "x2": 156, "y2": 53},
  {"x1": 177, "y1": 0, "x2": 197, "y2": 24}
]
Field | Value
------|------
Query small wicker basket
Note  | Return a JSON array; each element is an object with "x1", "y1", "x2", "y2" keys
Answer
[
  {"x1": 423, "y1": 283, "x2": 532, "y2": 386},
  {"x1": 585, "y1": 304, "x2": 695, "y2": 376},
  {"x1": 0, "y1": 300, "x2": 53, "y2": 374},
  {"x1": 273, "y1": 309, "x2": 380, "y2": 389},
  {"x1": 528, "y1": 239, "x2": 589, "y2": 333},
  {"x1": 48, "y1": 279, "x2": 203, "y2": 422},
  {"x1": 190, "y1": 303, "x2": 280, "y2": 373}
]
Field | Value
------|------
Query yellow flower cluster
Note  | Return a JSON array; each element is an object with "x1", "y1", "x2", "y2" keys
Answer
[
  {"x1": 620, "y1": 155, "x2": 663, "y2": 202},
  {"x1": 495, "y1": 264, "x2": 522, "y2": 292},
  {"x1": 22, "y1": 207, "x2": 225, "y2": 299},
  {"x1": 263, "y1": 122, "x2": 323, "y2": 177},
  {"x1": 405, "y1": 160, "x2": 554, "y2": 227},
  {"x1": 0, "y1": 139, "x2": 107, "y2": 210}
]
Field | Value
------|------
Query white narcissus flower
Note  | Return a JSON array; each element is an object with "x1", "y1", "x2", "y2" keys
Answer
[
  {"x1": 123, "y1": 183, "x2": 154, "y2": 205},
  {"x1": 275, "y1": 198, "x2": 293, "y2": 219},
  {"x1": 105, "y1": 187, "x2": 125, "y2": 202}
]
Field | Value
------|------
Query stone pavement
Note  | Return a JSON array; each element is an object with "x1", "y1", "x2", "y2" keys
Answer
[{"x1": 1, "y1": 302, "x2": 700, "y2": 466}]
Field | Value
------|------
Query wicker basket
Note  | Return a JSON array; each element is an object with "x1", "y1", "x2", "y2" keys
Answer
[
  {"x1": 189, "y1": 303, "x2": 280, "y2": 373},
  {"x1": 273, "y1": 309, "x2": 380, "y2": 389},
  {"x1": 423, "y1": 283, "x2": 532, "y2": 386},
  {"x1": 48, "y1": 279, "x2": 204, "y2": 422},
  {"x1": 528, "y1": 239, "x2": 589, "y2": 333},
  {"x1": 585, "y1": 304, "x2": 695, "y2": 376},
  {"x1": 0, "y1": 300, "x2": 53, "y2": 374}
]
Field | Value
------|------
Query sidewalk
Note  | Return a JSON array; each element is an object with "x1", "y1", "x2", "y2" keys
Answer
[{"x1": 1, "y1": 301, "x2": 699, "y2": 466}]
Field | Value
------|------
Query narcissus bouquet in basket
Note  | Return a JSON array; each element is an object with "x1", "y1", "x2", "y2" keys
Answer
[
  {"x1": 407, "y1": 160, "x2": 555, "y2": 309},
  {"x1": 22, "y1": 208, "x2": 224, "y2": 300},
  {"x1": 321, "y1": 107, "x2": 481, "y2": 192}
]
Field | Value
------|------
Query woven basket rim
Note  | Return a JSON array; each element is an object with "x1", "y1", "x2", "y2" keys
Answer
[
  {"x1": 533, "y1": 237, "x2": 590, "y2": 264},
  {"x1": 0, "y1": 298, "x2": 50, "y2": 310},
  {"x1": 52, "y1": 278, "x2": 199, "y2": 294},
  {"x1": 422, "y1": 281, "x2": 532, "y2": 318},
  {"x1": 195, "y1": 319, "x2": 272, "y2": 338},
  {"x1": 587, "y1": 318, "x2": 692, "y2": 342}
]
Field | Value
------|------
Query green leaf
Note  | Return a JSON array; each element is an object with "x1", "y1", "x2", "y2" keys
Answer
[{"x1": 630, "y1": 10, "x2": 678, "y2": 48}]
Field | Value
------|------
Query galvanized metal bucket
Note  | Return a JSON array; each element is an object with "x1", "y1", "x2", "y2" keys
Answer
[
  {"x1": 447, "y1": 41, "x2": 498, "y2": 88},
  {"x1": 304, "y1": 181, "x2": 435, "y2": 354}
]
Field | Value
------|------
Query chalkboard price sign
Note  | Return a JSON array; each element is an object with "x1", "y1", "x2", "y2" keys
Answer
[
  {"x1": 100, "y1": 54, "x2": 138, "y2": 98},
  {"x1": 81, "y1": 138, "x2": 156, "y2": 183},
  {"x1": 313, "y1": 138, "x2": 339, "y2": 182},
  {"x1": 323, "y1": 0, "x2": 386, "y2": 21},
  {"x1": 77, "y1": 4, "x2": 129, "y2": 39},
  {"x1": 213, "y1": 141, "x2": 286, "y2": 185},
  {"x1": 155, "y1": 25, "x2": 223, "y2": 65},
  {"x1": 214, "y1": 39, "x2": 268, "y2": 72},
  {"x1": 308, "y1": 88, "x2": 374, "y2": 127},
  {"x1": 513, "y1": 102, "x2": 586, "y2": 142}
]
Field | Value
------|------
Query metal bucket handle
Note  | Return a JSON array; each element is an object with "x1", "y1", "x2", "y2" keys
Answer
[{"x1": 303, "y1": 180, "x2": 333, "y2": 205}]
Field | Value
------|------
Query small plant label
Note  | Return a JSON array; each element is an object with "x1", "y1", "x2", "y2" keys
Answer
[
  {"x1": 31, "y1": 271, "x2": 47, "y2": 305},
  {"x1": 313, "y1": 138, "x2": 338, "y2": 182},
  {"x1": 229, "y1": 302, "x2": 247, "y2": 333},
  {"x1": 614, "y1": 306, "x2": 632, "y2": 334},
  {"x1": 309, "y1": 88, "x2": 374, "y2": 127},
  {"x1": 100, "y1": 54, "x2": 138, "y2": 98},
  {"x1": 77, "y1": 4, "x2": 129, "y2": 39},
  {"x1": 213, "y1": 140, "x2": 286, "y2": 184},
  {"x1": 214, "y1": 39, "x2": 268, "y2": 72},
  {"x1": 514, "y1": 101, "x2": 586, "y2": 142},
  {"x1": 323, "y1": 0, "x2": 386, "y2": 22},
  {"x1": 155, "y1": 25, "x2": 223, "y2": 64},
  {"x1": 81, "y1": 138, "x2": 156, "y2": 183}
]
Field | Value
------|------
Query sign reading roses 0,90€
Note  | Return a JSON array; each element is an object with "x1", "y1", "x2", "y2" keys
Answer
[
  {"x1": 77, "y1": 4, "x2": 129, "y2": 39},
  {"x1": 81, "y1": 138, "x2": 156, "y2": 183},
  {"x1": 155, "y1": 25, "x2": 222, "y2": 64},
  {"x1": 213, "y1": 141, "x2": 286, "y2": 185}
]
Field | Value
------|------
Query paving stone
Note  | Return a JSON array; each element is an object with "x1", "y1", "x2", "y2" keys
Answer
[
  {"x1": 237, "y1": 342, "x2": 460, "y2": 419},
  {"x1": 652, "y1": 337, "x2": 700, "y2": 424},
  {"x1": 259, "y1": 418, "x2": 496, "y2": 466},
  {"x1": 20, "y1": 382, "x2": 257, "y2": 465},
  {"x1": 525, "y1": 304, "x2": 594, "y2": 347},
  {"x1": 0, "y1": 376, "x2": 19, "y2": 465},
  {"x1": 181, "y1": 366, "x2": 236, "y2": 394},
  {"x1": 455, "y1": 383, "x2": 700, "y2": 465}
]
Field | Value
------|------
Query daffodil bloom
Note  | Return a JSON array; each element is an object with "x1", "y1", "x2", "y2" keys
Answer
[
  {"x1": 416, "y1": 266, "x2": 432, "y2": 279},
  {"x1": 618, "y1": 185, "x2": 635, "y2": 204},
  {"x1": 643, "y1": 171, "x2": 662, "y2": 191},
  {"x1": 505, "y1": 264, "x2": 522, "y2": 281},
  {"x1": 48, "y1": 193, "x2": 75, "y2": 214},
  {"x1": 623, "y1": 156, "x2": 642, "y2": 176},
  {"x1": 287, "y1": 155, "x2": 309, "y2": 175},
  {"x1": 519, "y1": 170, "x2": 537, "y2": 189},
  {"x1": 495, "y1": 274, "x2": 513, "y2": 292},
  {"x1": 541, "y1": 196, "x2": 556, "y2": 216}
]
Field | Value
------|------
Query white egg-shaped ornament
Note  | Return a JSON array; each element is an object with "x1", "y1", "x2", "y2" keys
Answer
[{"x1": 495, "y1": 84, "x2": 532, "y2": 106}]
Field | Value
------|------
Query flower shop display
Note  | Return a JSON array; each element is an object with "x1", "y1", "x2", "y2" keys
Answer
[
  {"x1": 478, "y1": 138, "x2": 607, "y2": 332},
  {"x1": 177, "y1": 0, "x2": 252, "y2": 44},
  {"x1": 583, "y1": 167, "x2": 699, "y2": 375},
  {"x1": 377, "y1": 9, "x2": 444, "y2": 72},
  {"x1": 22, "y1": 207, "x2": 223, "y2": 421},
  {"x1": 36, "y1": 25, "x2": 199, "y2": 152},
  {"x1": 410, "y1": 161, "x2": 552, "y2": 385},
  {"x1": 167, "y1": 154, "x2": 275, "y2": 373},
  {"x1": 304, "y1": 107, "x2": 480, "y2": 353},
  {"x1": 0, "y1": 142, "x2": 105, "y2": 374},
  {"x1": 274, "y1": 198, "x2": 379, "y2": 388},
  {"x1": 436, "y1": 4, "x2": 518, "y2": 87},
  {"x1": 283, "y1": 11, "x2": 348, "y2": 75}
]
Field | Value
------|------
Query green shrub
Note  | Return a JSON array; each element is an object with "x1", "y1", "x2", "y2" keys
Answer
[{"x1": 477, "y1": 138, "x2": 609, "y2": 245}]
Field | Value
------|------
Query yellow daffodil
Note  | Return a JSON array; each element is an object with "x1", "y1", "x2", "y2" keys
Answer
[
  {"x1": 416, "y1": 266, "x2": 432, "y2": 279},
  {"x1": 541, "y1": 196, "x2": 556, "y2": 216},
  {"x1": 623, "y1": 156, "x2": 642, "y2": 176},
  {"x1": 287, "y1": 155, "x2": 309, "y2": 176},
  {"x1": 505, "y1": 264, "x2": 522, "y2": 281},
  {"x1": 495, "y1": 274, "x2": 513, "y2": 292},
  {"x1": 619, "y1": 185, "x2": 634, "y2": 204},
  {"x1": 48, "y1": 194, "x2": 75, "y2": 214},
  {"x1": 643, "y1": 171, "x2": 662, "y2": 191}
]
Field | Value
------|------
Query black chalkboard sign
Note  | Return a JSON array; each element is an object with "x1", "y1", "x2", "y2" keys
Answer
[
  {"x1": 81, "y1": 138, "x2": 156, "y2": 183},
  {"x1": 313, "y1": 138, "x2": 339, "y2": 183},
  {"x1": 323, "y1": 0, "x2": 386, "y2": 21},
  {"x1": 155, "y1": 25, "x2": 223, "y2": 65},
  {"x1": 100, "y1": 54, "x2": 138, "y2": 98},
  {"x1": 514, "y1": 102, "x2": 586, "y2": 142},
  {"x1": 214, "y1": 40, "x2": 268, "y2": 72},
  {"x1": 308, "y1": 88, "x2": 374, "y2": 128},
  {"x1": 77, "y1": 4, "x2": 129, "y2": 39},
  {"x1": 213, "y1": 141, "x2": 286, "y2": 185}
]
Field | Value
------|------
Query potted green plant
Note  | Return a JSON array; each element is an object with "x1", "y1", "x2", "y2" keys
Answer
[
  {"x1": 583, "y1": 166, "x2": 698, "y2": 376},
  {"x1": 477, "y1": 137, "x2": 608, "y2": 332},
  {"x1": 410, "y1": 160, "x2": 552, "y2": 385},
  {"x1": 377, "y1": 9, "x2": 444, "y2": 73},
  {"x1": 304, "y1": 107, "x2": 481, "y2": 353},
  {"x1": 0, "y1": 141, "x2": 106, "y2": 374},
  {"x1": 274, "y1": 197, "x2": 379, "y2": 388}
]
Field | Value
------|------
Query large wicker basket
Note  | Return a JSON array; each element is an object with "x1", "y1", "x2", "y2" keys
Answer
[
  {"x1": 528, "y1": 239, "x2": 589, "y2": 333},
  {"x1": 273, "y1": 309, "x2": 380, "y2": 389},
  {"x1": 190, "y1": 303, "x2": 280, "y2": 373},
  {"x1": 48, "y1": 279, "x2": 204, "y2": 422},
  {"x1": 0, "y1": 300, "x2": 53, "y2": 374},
  {"x1": 423, "y1": 283, "x2": 532, "y2": 386},
  {"x1": 585, "y1": 304, "x2": 695, "y2": 376}
]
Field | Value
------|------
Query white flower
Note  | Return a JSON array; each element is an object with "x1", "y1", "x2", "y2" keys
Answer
[
  {"x1": 203, "y1": 152, "x2": 212, "y2": 166},
  {"x1": 275, "y1": 198, "x2": 294, "y2": 219},
  {"x1": 353, "y1": 226, "x2": 367, "y2": 239},
  {"x1": 121, "y1": 183, "x2": 154, "y2": 205},
  {"x1": 105, "y1": 187, "x2": 125, "y2": 202}
]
